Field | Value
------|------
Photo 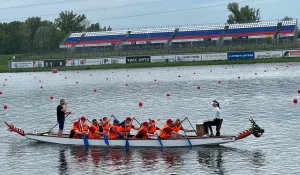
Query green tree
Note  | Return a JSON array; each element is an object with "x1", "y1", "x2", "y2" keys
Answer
[
  {"x1": 0, "y1": 21, "x2": 24, "y2": 54},
  {"x1": 227, "y1": 2, "x2": 260, "y2": 24},
  {"x1": 107, "y1": 26, "x2": 112, "y2": 31},
  {"x1": 55, "y1": 11, "x2": 86, "y2": 34},
  {"x1": 281, "y1": 16, "x2": 293, "y2": 21},
  {"x1": 87, "y1": 23, "x2": 101, "y2": 31},
  {"x1": 22, "y1": 17, "x2": 44, "y2": 51},
  {"x1": 102, "y1": 26, "x2": 107, "y2": 31}
]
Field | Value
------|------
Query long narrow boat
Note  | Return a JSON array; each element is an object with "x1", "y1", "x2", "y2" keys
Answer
[{"x1": 5, "y1": 119, "x2": 264, "y2": 147}]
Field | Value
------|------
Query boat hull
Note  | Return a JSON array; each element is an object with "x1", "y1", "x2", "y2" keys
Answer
[{"x1": 25, "y1": 134, "x2": 237, "y2": 147}]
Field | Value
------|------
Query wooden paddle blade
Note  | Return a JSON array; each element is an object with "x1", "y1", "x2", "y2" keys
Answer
[
  {"x1": 104, "y1": 134, "x2": 109, "y2": 146},
  {"x1": 83, "y1": 135, "x2": 89, "y2": 147}
]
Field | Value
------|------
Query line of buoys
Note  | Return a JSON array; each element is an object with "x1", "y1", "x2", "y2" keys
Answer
[
  {"x1": 3, "y1": 105, "x2": 8, "y2": 109},
  {"x1": 293, "y1": 98, "x2": 298, "y2": 104},
  {"x1": 52, "y1": 69, "x2": 58, "y2": 73},
  {"x1": 50, "y1": 96, "x2": 54, "y2": 100},
  {"x1": 138, "y1": 102, "x2": 143, "y2": 107}
]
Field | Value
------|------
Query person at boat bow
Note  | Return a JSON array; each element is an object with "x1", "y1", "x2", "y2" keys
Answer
[
  {"x1": 88, "y1": 119, "x2": 104, "y2": 139},
  {"x1": 57, "y1": 99, "x2": 67, "y2": 137},
  {"x1": 203, "y1": 100, "x2": 221, "y2": 137},
  {"x1": 108, "y1": 119, "x2": 125, "y2": 139},
  {"x1": 148, "y1": 119, "x2": 160, "y2": 134},
  {"x1": 69, "y1": 121, "x2": 83, "y2": 138},
  {"x1": 159, "y1": 119, "x2": 184, "y2": 139},
  {"x1": 118, "y1": 117, "x2": 139, "y2": 137}
]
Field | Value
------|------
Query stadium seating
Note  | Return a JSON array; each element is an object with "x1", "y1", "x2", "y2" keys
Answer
[
  {"x1": 62, "y1": 33, "x2": 82, "y2": 47},
  {"x1": 126, "y1": 28, "x2": 175, "y2": 43},
  {"x1": 77, "y1": 30, "x2": 128, "y2": 46}
]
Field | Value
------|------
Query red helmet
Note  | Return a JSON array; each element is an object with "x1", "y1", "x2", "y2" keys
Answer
[
  {"x1": 142, "y1": 122, "x2": 149, "y2": 126},
  {"x1": 80, "y1": 116, "x2": 87, "y2": 121}
]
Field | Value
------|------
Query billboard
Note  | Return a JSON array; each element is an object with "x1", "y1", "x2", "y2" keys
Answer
[
  {"x1": 255, "y1": 51, "x2": 282, "y2": 59},
  {"x1": 151, "y1": 55, "x2": 175, "y2": 62},
  {"x1": 175, "y1": 54, "x2": 201, "y2": 62},
  {"x1": 102, "y1": 58, "x2": 112, "y2": 64},
  {"x1": 33, "y1": 61, "x2": 44, "y2": 68},
  {"x1": 202, "y1": 53, "x2": 227, "y2": 61},
  {"x1": 228, "y1": 51, "x2": 254, "y2": 60},
  {"x1": 79, "y1": 59, "x2": 102, "y2": 66},
  {"x1": 65, "y1": 59, "x2": 79, "y2": 66},
  {"x1": 11, "y1": 61, "x2": 33, "y2": 68},
  {"x1": 126, "y1": 56, "x2": 151, "y2": 63},
  {"x1": 283, "y1": 50, "x2": 300, "y2": 57},
  {"x1": 111, "y1": 57, "x2": 126, "y2": 64},
  {"x1": 44, "y1": 60, "x2": 66, "y2": 67}
]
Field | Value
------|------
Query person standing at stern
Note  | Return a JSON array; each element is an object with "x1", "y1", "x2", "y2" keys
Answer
[{"x1": 57, "y1": 99, "x2": 67, "y2": 137}]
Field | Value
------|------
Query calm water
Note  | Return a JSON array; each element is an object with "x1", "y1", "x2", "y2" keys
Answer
[{"x1": 0, "y1": 63, "x2": 300, "y2": 175}]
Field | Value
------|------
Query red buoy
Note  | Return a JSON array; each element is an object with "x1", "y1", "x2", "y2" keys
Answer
[
  {"x1": 293, "y1": 98, "x2": 298, "y2": 104},
  {"x1": 218, "y1": 80, "x2": 221, "y2": 84},
  {"x1": 125, "y1": 83, "x2": 128, "y2": 86},
  {"x1": 178, "y1": 75, "x2": 181, "y2": 78},
  {"x1": 264, "y1": 70, "x2": 266, "y2": 72},
  {"x1": 148, "y1": 72, "x2": 150, "y2": 74},
  {"x1": 238, "y1": 76, "x2": 240, "y2": 79},
  {"x1": 52, "y1": 69, "x2": 58, "y2": 73},
  {"x1": 193, "y1": 72, "x2": 196, "y2": 74},
  {"x1": 39, "y1": 80, "x2": 41, "y2": 82},
  {"x1": 94, "y1": 89, "x2": 97, "y2": 93},
  {"x1": 154, "y1": 79, "x2": 157, "y2": 82},
  {"x1": 138, "y1": 102, "x2": 143, "y2": 107},
  {"x1": 76, "y1": 82, "x2": 78, "y2": 84},
  {"x1": 5, "y1": 79, "x2": 7, "y2": 81},
  {"x1": 276, "y1": 68, "x2": 278, "y2": 70},
  {"x1": 90, "y1": 74, "x2": 92, "y2": 76},
  {"x1": 106, "y1": 78, "x2": 108, "y2": 80},
  {"x1": 3, "y1": 105, "x2": 8, "y2": 109},
  {"x1": 112, "y1": 72, "x2": 114, "y2": 73},
  {"x1": 0, "y1": 91, "x2": 2, "y2": 95},
  {"x1": 127, "y1": 75, "x2": 129, "y2": 77},
  {"x1": 197, "y1": 86, "x2": 200, "y2": 90},
  {"x1": 50, "y1": 96, "x2": 54, "y2": 100},
  {"x1": 65, "y1": 77, "x2": 67, "y2": 79},
  {"x1": 210, "y1": 70, "x2": 212, "y2": 72},
  {"x1": 40, "y1": 86, "x2": 43, "y2": 89},
  {"x1": 255, "y1": 73, "x2": 257, "y2": 75},
  {"x1": 3, "y1": 84, "x2": 5, "y2": 86},
  {"x1": 298, "y1": 89, "x2": 300, "y2": 94},
  {"x1": 166, "y1": 93, "x2": 170, "y2": 96}
]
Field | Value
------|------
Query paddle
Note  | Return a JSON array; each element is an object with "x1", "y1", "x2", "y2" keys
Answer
[
  {"x1": 137, "y1": 118, "x2": 163, "y2": 147},
  {"x1": 186, "y1": 118, "x2": 198, "y2": 136},
  {"x1": 180, "y1": 123, "x2": 192, "y2": 148},
  {"x1": 112, "y1": 116, "x2": 129, "y2": 148},
  {"x1": 100, "y1": 120, "x2": 109, "y2": 146},
  {"x1": 48, "y1": 112, "x2": 72, "y2": 132},
  {"x1": 81, "y1": 121, "x2": 89, "y2": 147}
]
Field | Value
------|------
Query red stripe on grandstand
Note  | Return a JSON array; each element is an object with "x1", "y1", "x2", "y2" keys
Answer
[
  {"x1": 279, "y1": 30, "x2": 294, "y2": 34},
  {"x1": 63, "y1": 42, "x2": 76, "y2": 46},
  {"x1": 174, "y1": 34, "x2": 222, "y2": 40},
  {"x1": 126, "y1": 37, "x2": 170, "y2": 42},
  {"x1": 226, "y1": 31, "x2": 276, "y2": 37},
  {"x1": 79, "y1": 40, "x2": 122, "y2": 44}
]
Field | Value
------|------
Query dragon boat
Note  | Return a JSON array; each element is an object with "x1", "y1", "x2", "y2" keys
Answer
[{"x1": 4, "y1": 119, "x2": 264, "y2": 148}]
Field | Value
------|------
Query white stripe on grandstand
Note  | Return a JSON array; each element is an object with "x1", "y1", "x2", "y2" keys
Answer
[{"x1": 177, "y1": 24, "x2": 225, "y2": 32}]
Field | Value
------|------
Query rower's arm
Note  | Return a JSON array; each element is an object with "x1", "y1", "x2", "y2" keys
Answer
[
  {"x1": 172, "y1": 131, "x2": 185, "y2": 137},
  {"x1": 179, "y1": 117, "x2": 188, "y2": 124}
]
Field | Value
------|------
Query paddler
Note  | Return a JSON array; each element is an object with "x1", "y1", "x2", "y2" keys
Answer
[
  {"x1": 101, "y1": 114, "x2": 113, "y2": 134},
  {"x1": 69, "y1": 121, "x2": 83, "y2": 138},
  {"x1": 80, "y1": 116, "x2": 89, "y2": 135},
  {"x1": 134, "y1": 122, "x2": 151, "y2": 139},
  {"x1": 88, "y1": 119, "x2": 103, "y2": 139},
  {"x1": 158, "y1": 119, "x2": 184, "y2": 139},
  {"x1": 148, "y1": 119, "x2": 160, "y2": 134},
  {"x1": 171, "y1": 118, "x2": 195, "y2": 138},
  {"x1": 108, "y1": 119, "x2": 125, "y2": 139},
  {"x1": 118, "y1": 117, "x2": 139, "y2": 138},
  {"x1": 57, "y1": 99, "x2": 67, "y2": 137}
]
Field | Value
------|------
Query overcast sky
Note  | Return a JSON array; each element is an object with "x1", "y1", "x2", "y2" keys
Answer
[{"x1": 0, "y1": 0, "x2": 299, "y2": 30}]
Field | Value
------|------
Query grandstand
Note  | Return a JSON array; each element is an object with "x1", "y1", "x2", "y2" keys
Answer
[{"x1": 60, "y1": 20, "x2": 297, "y2": 52}]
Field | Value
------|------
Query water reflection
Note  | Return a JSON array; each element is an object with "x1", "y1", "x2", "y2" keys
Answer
[{"x1": 58, "y1": 149, "x2": 68, "y2": 175}]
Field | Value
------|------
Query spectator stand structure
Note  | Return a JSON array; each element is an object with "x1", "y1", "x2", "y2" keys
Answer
[{"x1": 60, "y1": 20, "x2": 298, "y2": 53}]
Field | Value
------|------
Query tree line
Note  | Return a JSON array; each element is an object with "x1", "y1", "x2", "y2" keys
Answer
[{"x1": 0, "y1": 11, "x2": 112, "y2": 55}]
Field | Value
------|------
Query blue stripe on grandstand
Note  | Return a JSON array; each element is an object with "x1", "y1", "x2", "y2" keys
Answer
[
  {"x1": 281, "y1": 25, "x2": 296, "y2": 30},
  {"x1": 176, "y1": 30, "x2": 223, "y2": 36},
  {"x1": 127, "y1": 32, "x2": 173, "y2": 39},
  {"x1": 65, "y1": 37, "x2": 80, "y2": 42},
  {"x1": 81, "y1": 35, "x2": 125, "y2": 41},
  {"x1": 227, "y1": 26, "x2": 277, "y2": 34}
]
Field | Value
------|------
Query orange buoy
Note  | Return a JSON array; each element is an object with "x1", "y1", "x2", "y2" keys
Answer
[
  {"x1": 0, "y1": 91, "x2": 2, "y2": 95},
  {"x1": 94, "y1": 89, "x2": 97, "y2": 93},
  {"x1": 293, "y1": 98, "x2": 298, "y2": 104},
  {"x1": 138, "y1": 102, "x2": 143, "y2": 107},
  {"x1": 298, "y1": 89, "x2": 300, "y2": 94},
  {"x1": 52, "y1": 69, "x2": 58, "y2": 73},
  {"x1": 50, "y1": 96, "x2": 54, "y2": 100},
  {"x1": 3, "y1": 105, "x2": 8, "y2": 109},
  {"x1": 125, "y1": 83, "x2": 128, "y2": 86},
  {"x1": 197, "y1": 86, "x2": 200, "y2": 89},
  {"x1": 218, "y1": 80, "x2": 221, "y2": 84},
  {"x1": 166, "y1": 93, "x2": 170, "y2": 96}
]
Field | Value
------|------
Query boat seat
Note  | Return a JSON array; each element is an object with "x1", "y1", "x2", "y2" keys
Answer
[{"x1": 216, "y1": 119, "x2": 223, "y2": 136}]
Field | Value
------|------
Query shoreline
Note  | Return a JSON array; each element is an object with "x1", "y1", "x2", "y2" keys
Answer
[{"x1": 1, "y1": 57, "x2": 300, "y2": 73}]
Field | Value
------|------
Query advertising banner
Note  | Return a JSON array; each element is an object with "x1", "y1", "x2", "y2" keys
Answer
[
  {"x1": 202, "y1": 53, "x2": 227, "y2": 61},
  {"x1": 126, "y1": 56, "x2": 151, "y2": 63},
  {"x1": 228, "y1": 51, "x2": 254, "y2": 60},
  {"x1": 33, "y1": 61, "x2": 44, "y2": 68},
  {"x1": 240, "y1": 36, "x2": 248, "y2": 39},
  {"x1": 79, "y1": 59, "x2": 102, "y2": 66},
  {"x1": 44, "y1": 60, "x2": 66, "y2": 67},
  {"x1": 111, "y1": 57, "x2": 126, "y2": 64},
  {"x1": 11, "y1": 61, "x2": 33, "y2": 68},
  {"x1": 283, "y1": 50, "x2": 300, "y2": 57},
  {"x1": 151, "y1": 55, "x2": 175, "y2": 62},
  {"x1": 151, "y1": 40, "x2": 167, "y2": 44},
  {"x1": 102, "y1": 58, "x2": 112, "y2": 64},
  {"x1": 65, "y1": 59, "x2": 79, "y2": 66},
  {"x1": 175, "y1": 54, "x2": 201, "y2": 62},
  {"x1": 255, "y1": 51, "x2": 282, "y2": 59}
]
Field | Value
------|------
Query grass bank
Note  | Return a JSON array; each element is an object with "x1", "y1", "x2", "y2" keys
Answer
[{"x1": 1, "y1": 56, "x2": 300, "y2": 73}]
